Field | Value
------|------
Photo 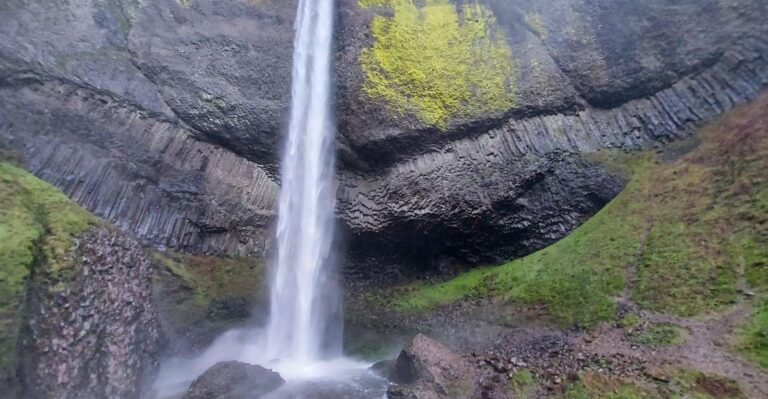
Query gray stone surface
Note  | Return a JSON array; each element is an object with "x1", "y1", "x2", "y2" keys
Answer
[
  {"x1": 0, "y1": 66, "x2": 279, "y2": 256},
  {"x1": 183, "y1": 361, "x2": 284, "y2": 399},
  {"x1": 0, "y1": 0, "x2": 767, "y2": 280},
  {"x1": 387, "y1": 334, "x2": 478, "y2": 399},
  {"x1": 335, "y1": 0, "x2": 768, "y2": 280}
]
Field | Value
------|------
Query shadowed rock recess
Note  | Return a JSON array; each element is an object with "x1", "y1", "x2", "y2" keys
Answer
[{"x1": 1, "y1": 0, "x2": 767, "y2": 282}]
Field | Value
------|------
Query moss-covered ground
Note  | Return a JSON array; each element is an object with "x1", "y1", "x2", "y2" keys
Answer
[
  {"x1": 0, "y1": 161, "x2": 96, "y2": 389},
  {"x1": 358, "y1": 0, "x2": 516, "y2": 128},
  {"x1": 561, "y1": 370, "x2": 745, "y2": 399},
  {"x1": 507, "y1": 368, "x2": 535, "y2": 397},
  {"x1": 630, "y1": 323, "x2": 685, "y2": 346},
  {"x1": 384, "y1": 92, "x2": 768, "y2": 334},
  {"x1": 735, "y1": 296, "x2": 768, "y2": 369}
]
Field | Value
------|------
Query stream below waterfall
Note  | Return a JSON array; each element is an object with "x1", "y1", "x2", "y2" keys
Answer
[{"x1": 151, "y1": 327, "x2": 388, "y2": 399}]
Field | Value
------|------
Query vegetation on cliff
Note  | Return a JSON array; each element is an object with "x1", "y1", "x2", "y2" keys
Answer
[
  {"x1": 151, "y1": 250, "x2": 268, "y2": 351},
  {"x1": 0, "y1": 161, "x2": 97, "y2": 390},
  {"x1": 389, "y1": 92, "x2": 768, "y2": 333},
  {"x1": 358, "y1": 0, "x2": 516, "y2": 128}
]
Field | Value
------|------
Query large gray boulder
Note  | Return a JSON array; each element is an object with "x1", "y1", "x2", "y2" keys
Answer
[
  {"x1": 387, "y1": 335, "x2": 478, "y2": 399},
  {"x1": 183, "y1": 361, "x2": 285, "y2": 399}
]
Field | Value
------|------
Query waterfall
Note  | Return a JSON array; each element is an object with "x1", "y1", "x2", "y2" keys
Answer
[
  {"x1": 153, "y1": 2, "x2": 362, "y2": 395},
  {"x1": 264, "y1": 0, "x2": 340, "y2": 362}
]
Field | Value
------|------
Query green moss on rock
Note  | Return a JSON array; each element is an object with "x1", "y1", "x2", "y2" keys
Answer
[
  {"x1": 151, "y1": 250, "x2": 268, "y2": 351},
  {"x1": 359, "y1": 0, "x2": 516, "y2": 128},
  {"x1": 0, "y1": 161, "x2": 96, "y2": 390}
]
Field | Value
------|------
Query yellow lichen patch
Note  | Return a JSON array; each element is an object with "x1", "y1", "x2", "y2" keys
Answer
[{"x1": 359, "y1": 0, "x2": 516, "y2": 129}]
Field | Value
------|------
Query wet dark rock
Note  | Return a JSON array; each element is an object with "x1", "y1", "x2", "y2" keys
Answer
[
  {"x1": 129, "y1": 0, "x2": 297, "y2": 173},
  {"x1": 371, "y1": 358, "x2": 397, "y2": 380},
  {"x1": 207, "y1": 297, "x2": 251, "y2": 321},
  {"x1": 183, "y1": 361, "x2": 285, "y2": 399},
  {"x1": 19, "y1": 227, "x2": 162, "y2": 399},
  {"x1": 0, "y1": 0, "x2": 282, "y2": 258},
  {"x1": 335, "y1": 0, "x2": 768, "y2": 281},
  {"x1": 150, "y1": 254, "x2": 268, "y2": 355},
  {"x1": 0, "y1": 0, "x2": 767, "y2": 283}
]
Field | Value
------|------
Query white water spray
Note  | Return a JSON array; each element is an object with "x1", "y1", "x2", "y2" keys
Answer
[{"x1": 264, "y1": 0, "x2": 340, "y2": 362}]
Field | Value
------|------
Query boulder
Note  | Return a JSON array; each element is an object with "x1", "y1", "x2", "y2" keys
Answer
[
  {"x1": 387, "y1": 335, "x2": 477, "y2": 399},
  {"x1": 370, "y1": 358, "x2": 396, "y2": 380},
  {"x1": 183, "y1": 361, "x2": 285, "y2": 399}
]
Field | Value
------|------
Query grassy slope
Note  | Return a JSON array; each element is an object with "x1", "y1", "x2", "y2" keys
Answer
[
  {"x1": 390, "y1": 92, "x2": 768, "y2": 337},
  {"x1": 736, "y1": 296, "x2": 768, "y2": 369},
  {"x1": 560, "y1": 370, "x2": 745, "y2": 399},
  {"x1": 0, "y1": 162, "x2": 97, "y2": 387}
]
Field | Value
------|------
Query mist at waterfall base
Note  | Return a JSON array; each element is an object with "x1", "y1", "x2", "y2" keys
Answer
[{"x1": 151, "y1": 0, "x2": 387, "y2": 397}]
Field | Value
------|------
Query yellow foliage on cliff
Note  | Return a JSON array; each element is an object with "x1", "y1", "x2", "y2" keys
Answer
[{"x1": 359, "y1": 0, "x2": 517, "y2": 129}]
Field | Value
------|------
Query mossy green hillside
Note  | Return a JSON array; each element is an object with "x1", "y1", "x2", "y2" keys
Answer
[
  {"x1": 562, "y1": 373, "x2": 653, "y2": 399},
  {"x1": 389, "y1": 92, "x2": 768, "y2": 327},
  {"x1": 561, "y1": 370, "x2": 744, "y2": 399},
  {"x1": 359, "y1": 0, "x2": 516, "y2": 128},
  {"x1": 735, "y1": 296, "x2": 768, "y2": 369},
  {"x1": 0, "y1": 162, "x2": 96, "y2": 388}
]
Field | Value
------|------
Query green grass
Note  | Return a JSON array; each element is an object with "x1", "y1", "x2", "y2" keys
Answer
[
  {"x1": 667, "y1": 369, "x2": 745, "y2": 399},
  {"x1": 561, "y1": 373, "x2": 653, "y2": 399},
  {"x1": 0, "y1": 161, "x2": 97, "y2": 388},
  {"x1": 559, "y1": 370, "x2": 744, "y2": 399},
  {"x1": 387, "y1": 92, "x2": 768, "y2": 328},
  {"x1": 508, "y1": 369, "x2": 535, "y2": 397},
  {"x1": 619, "y1": 312, "x2": 641, "y2": 328},
  {"x1": 735, "y1": 297, "x2": 768, "y2": 369},
  {"x1": 630, "y1": 323, "x2": 685, "y2": 346}
]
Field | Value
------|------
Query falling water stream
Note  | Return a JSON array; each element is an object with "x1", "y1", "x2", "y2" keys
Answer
[
  {"x1": 152, "y1": 0, "x2": 387, "y2": 397},
  {"x1": 266, "y1": 0, "x2": 340, "y2": 363}
]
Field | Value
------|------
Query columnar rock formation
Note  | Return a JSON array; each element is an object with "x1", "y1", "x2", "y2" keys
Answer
[{"x1": 1, "y1": 0, "x2": 767, "y2": 279}]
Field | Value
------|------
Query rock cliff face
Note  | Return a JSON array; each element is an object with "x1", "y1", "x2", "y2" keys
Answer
[
  {"x1": 334, "y1": 0, "x2": 768, "y2": 279},
  {"x1": 0, "y1": 160, "x2": 161, "y2": 398},
  {"x1": 1, "y1": 0, "x2": 768, "y2": 280},
  {"x1": 0, "y1": 0, "x2": 282, "y2": 257}
]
